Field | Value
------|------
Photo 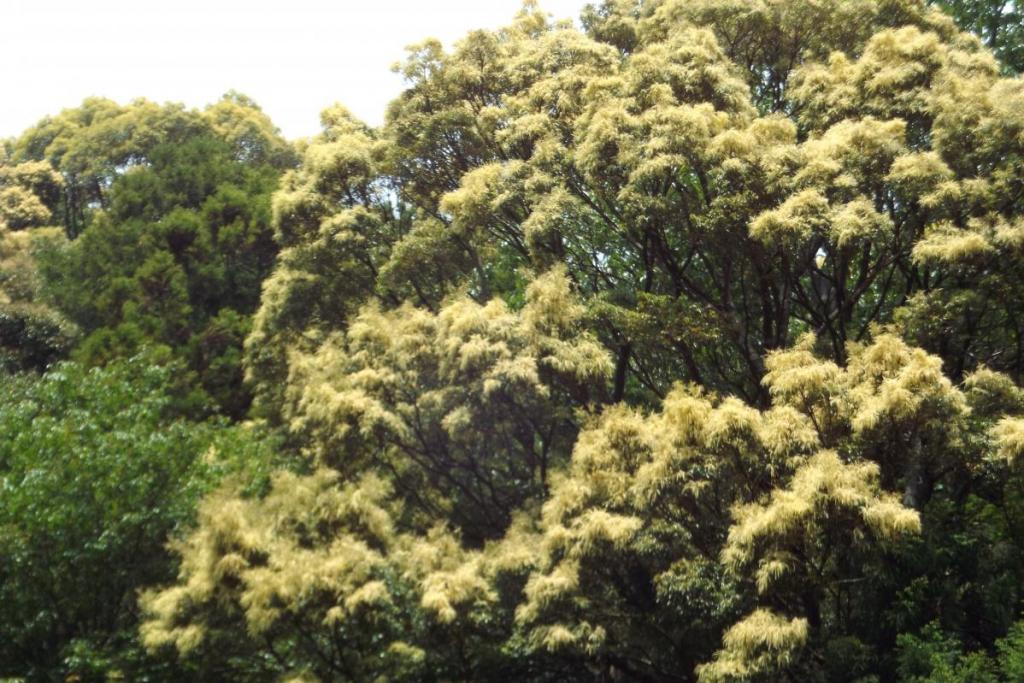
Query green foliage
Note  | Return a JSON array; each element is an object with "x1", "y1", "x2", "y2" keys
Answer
[
  {"x1": 11, "y1": 96, "x2": 293, "y2": 238},
  {"x1": 931, "y1": 0, "x2": 1024, "y2": 72},
  {"x1": 0, "y1": 358, "x2": 282, "y2": 680},
  {"x1": 895, "y1": 620, "x2": 1024, "y2": 682},
  {"x1": 30, "y1": 108, "x2": 285, "y2": 417},
  {"x1": 8, "y1": 0, "x2": 1024, "y2": 681},
  {"x1": 0, "y1": 227, "x2": 77, "y2": 372}
]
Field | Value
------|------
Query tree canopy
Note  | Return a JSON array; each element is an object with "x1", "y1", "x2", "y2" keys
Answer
[
  {"x1": 4, "y1": 95, "x2": 293, "y2": 417},
  {"x1": 6, "y1": 0, "x2": 1024, "y2": 681},
  {"x1": 0, "y1": 358, "x2": 282, "y2": 680},
  {"x1": 137, "y1": 0, "x2": 1024, "y2": 680}
]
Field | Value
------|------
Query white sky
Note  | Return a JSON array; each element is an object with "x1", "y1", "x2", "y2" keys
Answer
[{"x1": 1, "y1": 0, "x2": 589, "y2": 141}]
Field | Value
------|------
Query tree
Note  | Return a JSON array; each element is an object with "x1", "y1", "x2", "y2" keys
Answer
[
  {"x1": 244, "y1": 105, "x2": 409, "y2": 420},
  {"x1": 0, "y1": 358, "x2": 281, "y2": 681},
  {"x1": 0, "y1": 154, "x2": 79, "y2": 372},
  {"x1": 141, "y1": 1, "x2": 1024, "y2": 680},
  {"x1": 0, "y1": 223, "x2": 77, "y2": 372},
  {"x1": 26, "y1": 99, "x2": 289, "y2": 417},
  {"x1": 245, "y1": 0, "x2": 1005, "y2": 410},
  {"x1": 11, "y1": 96, "x2": 293, "y2": 239},
  {"x1": 931, "y1": 0, "x2": 1024, "y2": 72},
  {"x1": 141, "y1": 470, "x2": 500, "y2": 682},
  {"x1": 282, "y1": 267, "x2": 610, "y2": 543},
  {"x1": 0, "y1": 160, "x2": 63, "y2": 230}
]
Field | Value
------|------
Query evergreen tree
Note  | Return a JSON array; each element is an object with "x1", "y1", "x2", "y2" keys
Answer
[{"x1": 142, "y1": 1, "x2": 1024, "y2": 680}]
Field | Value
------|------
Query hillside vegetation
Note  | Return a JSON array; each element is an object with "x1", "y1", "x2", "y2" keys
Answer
[{"x1": 4, "y1": 1, "x2": 1024, "y2": 680}]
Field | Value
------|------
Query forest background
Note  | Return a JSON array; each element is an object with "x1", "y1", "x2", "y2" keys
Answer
[{"x1": 3, "y1": 0, "x2": 1024, "y2": 681}]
